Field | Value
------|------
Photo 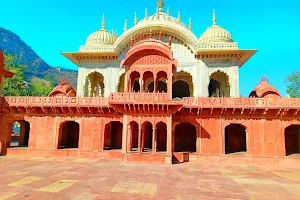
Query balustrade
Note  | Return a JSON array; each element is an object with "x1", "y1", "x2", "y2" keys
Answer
[{"x1": 0, "y1": 96, "x2": 110, "y2": 107}]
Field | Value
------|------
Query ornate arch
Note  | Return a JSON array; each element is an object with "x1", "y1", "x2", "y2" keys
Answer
[
  {"x1": 173, "y1": 70, "x2": 194, "y2": 97},
  {"x1": 118, "y1": 73, "x2": 125, "y2": 92}
]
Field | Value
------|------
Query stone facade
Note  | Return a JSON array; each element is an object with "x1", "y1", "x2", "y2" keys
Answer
[{"x1": 0, "y1": 1, "x2": 299, "y2": 164}]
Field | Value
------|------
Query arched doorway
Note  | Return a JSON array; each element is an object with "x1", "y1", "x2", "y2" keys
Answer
[
  {"x1": 175, "y1": 123, "x2": 196, "y2": 152},
  {"x1": 156, "y1": 122, "x2": 167, "y2": 152},
  {"x1": 10, "y1": 120, "x2": 30, "y2": 147},
  {"x1": 129, "y1": 121, "x2": 139, "y2": 152},
  {"x1": 284, "y1": 125, "x2": 300, "y2": 156},
  {"x1": 58, "y1": 121, "x2": 80, "y2": 149},
  {"x1": 130, "y1": 71, "x2": 141, "y2": 92},
  {"x1": 104, "y1": 122, "x2": 123, "y2": 150},
  {"x1": 142, "y1": 122, "x2": 153, "y2": 152},
  {"x1": 157, "y1": 71, "x2": 168, "y2": 93},
  {"x1": 172, "y1": 71, "x2": 193, "y2": 99},
  {"x1": 86, "y1": 72, "x2": 105, "y2": 97},
  {"x1": 143, "y1": 71, "x2": 154, "y2": 92},
  {"x1": 225, "y1": 124, "x2": 247, "y2": 154},
  {"x1": 209, "y1": 71, "x2": 230, "y2": 97},
  {"x1": 172, "y1": 80, "x2": 190, "y2": 99}
]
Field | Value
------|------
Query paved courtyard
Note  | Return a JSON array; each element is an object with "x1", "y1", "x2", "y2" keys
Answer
[{"x1": 0, "y1": 156, "x2": 300, "y2": 200}]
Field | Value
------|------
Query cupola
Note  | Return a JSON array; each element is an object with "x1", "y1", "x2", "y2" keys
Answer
[{"x1": 199, "y1": 10, "x2": 233, "y2": 43}]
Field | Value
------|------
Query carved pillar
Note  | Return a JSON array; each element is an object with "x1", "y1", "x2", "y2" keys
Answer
[
  {"x1": 167, "y1": 115, "x2": 173, "y2": 156},
  {"x1": 138, "y1": 123, "x2": 142, "y2": 154},
  {"x1": 127, "y1": 124, "x2": 132, "y2": 152},
  {"x1": 122, "y1": 115, "x2": 128, "y2": 154},
  {"x1": 152, "y1": 125, "x2": 157, "y2": 155},
  {"x1": 154, "y1": 75, "x2": 157, "y2": 93},
  {"x1": 168, "y1": 71, "x2": 172, "y2": 99},
  {"x1": 196, "y1": 124, "x2": 201, "y2": 154},
  {"x1": 141, "y1": 125, "x2": 145, "y2": 152}
]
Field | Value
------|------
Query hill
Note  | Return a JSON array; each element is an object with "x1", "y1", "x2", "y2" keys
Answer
[{"x1": 0, "y1": 27, "x2": 77, "y2": 88}]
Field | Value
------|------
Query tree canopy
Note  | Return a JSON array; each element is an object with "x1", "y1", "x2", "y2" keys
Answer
[
  {"x1": 1, "y1": 54, "x2": 54, "y2": 96},
  {"x1": 285, "y1": 71, "x2": 300, "y2": 98}
]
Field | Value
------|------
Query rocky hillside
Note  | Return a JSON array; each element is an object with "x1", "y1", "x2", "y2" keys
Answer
[{"x1": 0, "y1": 27, "x2": 77, "y2": 88}]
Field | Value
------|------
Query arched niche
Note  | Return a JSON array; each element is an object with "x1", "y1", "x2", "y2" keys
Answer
[
  {"x1": 209, "y1": 70, "x2": 230, "y2": 97},
  {"x1": 86, "y1": 72, "x2": 105, "y2": 97}
]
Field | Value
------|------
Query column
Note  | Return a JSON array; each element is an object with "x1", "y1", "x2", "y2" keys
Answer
[
  {"x1": 141, "y1": 126, "x2": 145, "y2": 152},
  {"x1": 168, "y1": 72, "x2": 172, "y2": 99},
  {"x1": 138, "y1": 124, "x2": 142, "y2": 154},
  {"x1": 167, "y1": 116, "x2": 173, "y2": 156},
  {"x1": 125, "y1": 123, "x2": 132, "y2": 153},
  {"x1": 152, "y1": 125, "x2": 157, "y2": 155},
  {"x1": 154, "y1": 75, "x2": 157, "y2": 93}
]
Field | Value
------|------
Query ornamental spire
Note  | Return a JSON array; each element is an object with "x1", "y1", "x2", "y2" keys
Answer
[
  {"x1": 156, "y1": 0, "x2": 165, "y2": 12},
  {"x1": 134, "y1": 12, "x2": 138, "y2": 25},
  {"x1": 101, "y1": 14, "x2": 105, "y2": 29},
  {"x1": 188, "y1": 17, "x2": 192, "y2": 30},
  {"x1": 123, "y1": 19, "x2": 128, "y2": 32},
  {"x1": 145, "y1": 8, "x2": 148, "y2": 20},
  {"x1": 212, "y1": 9, "x2": 217, "y2": 25},
  {"x1": 167, "y1": 7, "x2": 170, "y2": 16},
  {"x1": 177, "y1": 11, "x2": 181, "y2": 23}
]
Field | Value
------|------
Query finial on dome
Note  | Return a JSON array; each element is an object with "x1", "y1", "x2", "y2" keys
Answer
[
  {"x1": 123, "y1": 19, "x2": 128, "y2": 32},
  {"x1": 145, "y1": 8, "x2": 148, "y2": 20},
  {"x1": 212, "y1": 9, "x2": 217, "y2": 25},
  {"x1": 167, "y1": 7, "x2": 170, "y2": 16},
  {"x1": 188, "y1": 17, "x2": 192, "y2": 30},
  {"x1": 134, "y1": 12, "x2": 138, "y2": 25},
  {"x1": 101, "y1": 14, "x2": 105, "y2": 29},
  {"x1": 156, "y1": 0, "x2": 165, "y2": 12},
  {"x1": 261, "y1": 75, "x2": 268, "y2": 82},
  {"x1": 177, "y1": 11, "x2": 181, "y2": 23}
]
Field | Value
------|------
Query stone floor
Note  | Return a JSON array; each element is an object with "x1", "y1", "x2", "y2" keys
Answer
[{"x1": 0, "y1": 156, "x2": 300, "y2": 200}]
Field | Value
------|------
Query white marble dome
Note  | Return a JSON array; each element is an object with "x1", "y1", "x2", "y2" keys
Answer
[
  {"x1": 86, "y1": 29, "x2": 113, "y2": 46},
  {"x1": 85, "y1": 15, "x2": 114, "y2": 46},
  {"x1": 199, "y1": 10, "x2": 233, "y2": 43}
]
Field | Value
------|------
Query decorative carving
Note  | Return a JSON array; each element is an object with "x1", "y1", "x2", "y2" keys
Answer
[{"x1": 133, "y1": 54, "x2": 170, "y2": 65}]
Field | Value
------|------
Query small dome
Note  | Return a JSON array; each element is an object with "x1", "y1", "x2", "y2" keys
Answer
[
  {"x1": 49, "y1": 77, "x2": 76, "y2": 97},
  {"x1": 85, "y1": 15, "x2": 114, "y2": 46},
  {"x1": 199, "y1": 10, "x2": 233, "y2": 43},
  {"x1": 249, "y1": 76, "x2": 281, "y2": 98}
]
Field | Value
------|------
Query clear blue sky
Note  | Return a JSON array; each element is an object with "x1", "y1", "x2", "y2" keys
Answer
[{"x1": 0, "y1": 0, "x2": 299, "y2": 96}]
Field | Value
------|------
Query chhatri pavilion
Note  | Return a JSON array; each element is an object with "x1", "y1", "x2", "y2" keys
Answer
[{"x1": 0, "y1": 0, "x2": 300, "y2": 164}]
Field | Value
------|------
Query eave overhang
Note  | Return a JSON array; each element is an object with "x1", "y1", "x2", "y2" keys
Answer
[
  {"x1": 61, "y1": 52, "x2": 118, "y2": 66},
  {"x1": 196, "y1": 49, "x2": 258, "y2": 67}
]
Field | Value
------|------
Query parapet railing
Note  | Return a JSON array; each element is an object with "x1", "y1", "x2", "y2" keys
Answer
[
  {"x1": 109, "y1": 93, "x2": 170, "y2": 103},
  {"x1": 182, "y1": 97, "x2": 300, "y2": 108},
  {"x1": 1, "y1": 96, "x2": 300, "y2": 109},
  {"x1": 0, "y1": 96, "x2": 110, "y2": 107}
]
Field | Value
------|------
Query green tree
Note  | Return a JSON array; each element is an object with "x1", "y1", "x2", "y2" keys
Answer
[
  {"x1": 43, "y1": 74, "x2": 55, "y2": 87},
  {"x1": 1, "y1": 54, "x2": 29, "y2": 96},
  {"x1": 28, "y1": 80, "x2": 52, "y2": 96},
  {"x1": 285, "y1": 71, "x2": 300, "y2": 98}
]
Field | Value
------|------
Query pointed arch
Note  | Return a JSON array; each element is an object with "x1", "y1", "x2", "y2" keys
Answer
[{"x1": 118, "y1": 73, "x2": 125, "y2": 92}]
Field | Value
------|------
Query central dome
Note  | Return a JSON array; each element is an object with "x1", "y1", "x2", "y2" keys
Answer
[
  {"x1": 138, "y1": 11, "x2": 186, "y2": 28},
  {"x1": 199, "y1": 10, "x2": 233, "y2": 43}
]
